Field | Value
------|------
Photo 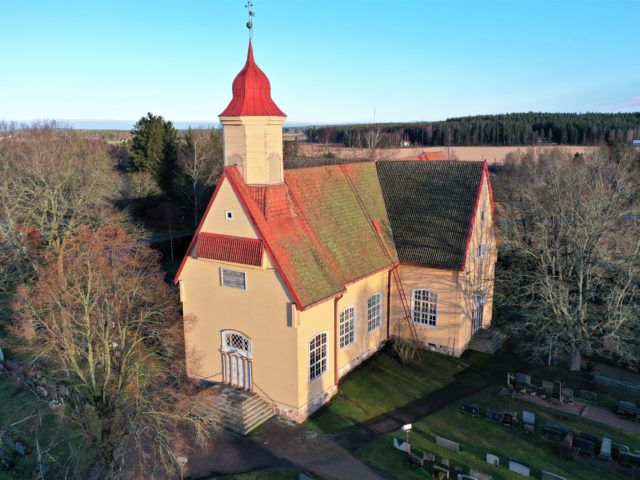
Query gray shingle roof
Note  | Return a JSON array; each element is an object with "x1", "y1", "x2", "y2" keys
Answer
[{"x1": 376, "y1": 160, "x2": 485, "y2": 269}]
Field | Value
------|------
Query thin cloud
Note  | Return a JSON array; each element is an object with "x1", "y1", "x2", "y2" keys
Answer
[{"x1": 598, "y1": 96, "x2": 640, "y2": 113}]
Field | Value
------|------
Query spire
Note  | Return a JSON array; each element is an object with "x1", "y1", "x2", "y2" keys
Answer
[{"x1": 219, "y1": 40, "x2": 286, "y2": 117}]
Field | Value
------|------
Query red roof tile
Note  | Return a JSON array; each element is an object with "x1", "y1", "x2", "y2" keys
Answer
[
  {"x1": 219, "y1": 41, "x2": 286, "y2": 117},
  {"x1": 195, "y1": 232, "x2": 263, "y2": 267}
]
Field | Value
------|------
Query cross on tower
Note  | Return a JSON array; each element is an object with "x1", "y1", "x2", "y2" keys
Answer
[{"x1": 245, "y1": 1, "x2": 255, "y2": 38}]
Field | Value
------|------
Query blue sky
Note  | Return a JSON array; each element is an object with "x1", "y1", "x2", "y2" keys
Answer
[{"x1": 1, "y1": 0, "x2": 639, "y2": 126}]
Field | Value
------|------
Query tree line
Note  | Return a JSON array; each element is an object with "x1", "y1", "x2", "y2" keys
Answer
[
  {"x1": 0, "y1": 122, "x2": 218, "y2": 479},
  {"x1": 305, "y1": 112, "x2": 640, "y2": 148}
]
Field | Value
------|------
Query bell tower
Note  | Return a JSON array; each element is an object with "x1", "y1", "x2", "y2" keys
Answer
[{"x1": 219, "y1": 41, "x2": 286, "y2": 185}]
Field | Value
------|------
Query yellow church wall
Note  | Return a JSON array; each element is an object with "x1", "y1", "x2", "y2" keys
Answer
[
  {"x1": 220, "y1": 116, "x2": 285, "y2": 185},
  {"x1": 180, "y1": 255, "x2": 300, "y2": 409},
  {"x1": 458, "y1": 174, "x2": 497, "y2": 345},
  {"x1": 179, "y1": 175, "x2": 302, "y2": 408},
  {"x1": 288, "y1": 269, "x2": 389, "y2": 421},
  {"x1": 199, "y1": 178, "x2": 259, "y2": 239},
  {"x1": 390, "y1": 265, "x2": 465, "y2": 356}
]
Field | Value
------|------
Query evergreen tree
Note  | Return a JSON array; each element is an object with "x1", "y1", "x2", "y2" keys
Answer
[{"x1": 130, "y1": 113, "x2": 179, "y2": 194}]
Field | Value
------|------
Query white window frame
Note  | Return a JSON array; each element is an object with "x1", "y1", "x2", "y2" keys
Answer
[
  {"x1": 339, "y1": 306, "x2": 356, "y2": 348},
  {"x1": 412, "y1": 289, "x2": 438, "y2": 327},
  {"x1": 224, "y1": 210, "x2": 234, "y2": 220},
  {"x1": 220, "y1": 268, "x2": 247, "y2": 290},
  {"x1": 309, "y1": 332, "x2": 327, "y2": 381},
  {"x1": 477, "y1": 243, "x2": 488, "y2": 258},
  {"x1": 367, "y1": 293, "x2": 383, "y2": 333}
]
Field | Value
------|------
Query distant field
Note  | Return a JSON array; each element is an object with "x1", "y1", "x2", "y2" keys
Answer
[{"x1": 298, "y1": 144, "x2": 598, "y2": 164}]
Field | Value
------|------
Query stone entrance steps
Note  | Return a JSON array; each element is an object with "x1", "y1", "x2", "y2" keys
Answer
[
  {"x1": 468, "y1": 328, "x2": 508, "y2": 354},
  {"x1": 206, "y1": 385, "x2": 275, "y2": 435}
]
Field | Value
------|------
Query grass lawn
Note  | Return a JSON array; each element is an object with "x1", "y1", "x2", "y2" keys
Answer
[
  {"x1": 205, "y1": 467, "x2": 326, "y2": 479},
  {"x1": 305, "y1": 347, "x2": 467, "y2": 433},
  {"x1": 355, "y1": 385, "x2": 638, "y2": 480},
  {"x1": 0, "y1": 375, "x2": 91, "y2": 479}
]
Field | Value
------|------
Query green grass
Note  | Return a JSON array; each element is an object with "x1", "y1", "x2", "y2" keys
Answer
[
  {"x1": 356, "y1": 386, "x2": 638, "y2": 480},
  {"x1": 205, "y1": 467, "x2": 323, "y2": 479},
  {"x1": 0, "y1": 375, "x2": 91, "y2": 479},
  {"x1": 304, "y1": 347, "x2": 467, "y2": 433}
]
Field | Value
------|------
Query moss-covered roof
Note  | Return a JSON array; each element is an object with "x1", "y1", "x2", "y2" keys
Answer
[{"x1": 376, "y1": 160, "x2": 485, "y2": 269}]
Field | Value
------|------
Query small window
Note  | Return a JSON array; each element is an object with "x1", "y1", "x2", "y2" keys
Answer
[
  {"x1": 477, "y1": 244, "x2": 488, "y2": 258},
  {"x1": 481, "y1": 209, "x2": 486, "y2": 222},
  {"x1": 225, "y1": 210, "x2": 234, "y2": 220},
  {"x1": 220, "y1": 268, "x2": 246, "y2": 290},
  {"x1": 367, "y1": 293, "x2": 382, "y2": 332},
  {"x1": 309, "y1": 332, "x2": 327, "y2": 381},
  {"x1": 339, "y1": 306, "x2": 356, "y2": 348},
  {"x1": 412, "y1": 289, "x2": 438, "y2": 326}
]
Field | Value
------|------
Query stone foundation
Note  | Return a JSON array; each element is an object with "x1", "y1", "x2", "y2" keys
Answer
[
  {"x1": 338, "y1": 340, "x2": 386, "y2": 379},
  {"x1": 275, "y1": 384, "x2": 338, "y2": 423}
]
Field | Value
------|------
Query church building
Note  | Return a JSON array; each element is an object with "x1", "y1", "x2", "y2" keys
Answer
[{"x1": 174, "y1": 41, "x2": 497, "y2": 422}]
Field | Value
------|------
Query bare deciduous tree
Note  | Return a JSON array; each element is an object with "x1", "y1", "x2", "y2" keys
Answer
[
  {"x1": 0, "y1": 124, "x2": 125, "y2": 317},
  {"x1": 498, "y1": 149, "x2": 640, "y2": 370},
  {"x1": 12, "y1": 227, "x2": 217, "y2": 479},
  {"x1": 178, "y1": 128, "x2": 223, "y2": 228}
]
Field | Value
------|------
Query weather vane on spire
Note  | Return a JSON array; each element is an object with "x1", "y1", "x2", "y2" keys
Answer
[{"x1": 245, "y1": 1, "x2": 255, "y2": 38}]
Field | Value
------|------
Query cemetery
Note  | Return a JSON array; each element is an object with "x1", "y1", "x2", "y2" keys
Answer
[{"x1": 356, "y1": 384, "x2": 640, "y2": 480}]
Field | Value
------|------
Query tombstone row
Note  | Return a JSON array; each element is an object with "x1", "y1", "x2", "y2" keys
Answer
[{"x1": 542, "y1": 421, "x2": 640, "y2": 466}]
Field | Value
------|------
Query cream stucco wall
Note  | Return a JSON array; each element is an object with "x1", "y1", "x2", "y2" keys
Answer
[
  {"x1": 389, "y1": 173, "x2": 497, "y2": 357},
  {"x1": 290, "y1": 269, "x2": 390, "y2": 420},
  {"x1": 458, "y1": 174, "x2": 497, "y2": 346},
  {"x1": 390, "y1": 265, "x2": 465, "y2": 355},
  {"x1": 220, "y1": 116, "x2": 285, "y2": 185}
]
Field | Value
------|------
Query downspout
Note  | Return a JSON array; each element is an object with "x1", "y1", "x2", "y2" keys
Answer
[
  {"x1": 333, "y1": 294, "x2": 343, "y2": 386},
  {"x1": 386, "y1": 268, "x2": 392, "y2": 341}
]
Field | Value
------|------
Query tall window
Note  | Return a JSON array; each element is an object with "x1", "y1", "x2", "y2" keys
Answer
[
  {"x1": 339, "y1": 306, "x2": 356, "y2": 348},
  {"x1": 412, "y1": 289, "x2": 438, "y2": 326},
  {"x1": 477, "y1": 244, "x2": 488, "y2": 258},
  {"x1": 220, "y1": 268, "x2": 246, "y2": 290},
  {"x1": 367, "y1": 293, "x2": 382, "y2": 332},
  {"x1": 309, "y1": 333, "x2": 327, "y2": 381}
]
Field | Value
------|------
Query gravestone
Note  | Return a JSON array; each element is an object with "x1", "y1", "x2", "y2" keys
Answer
[
  {"x1": 436, "y1": 435, "x2": 460, "y2": 452},
  {"x1": 461, "y1": 403, "x2": 480, "y2": 417},
  {"x1": 579, "y1": 389, "x2": 597, "y2": 403},
  {"x1": 543, "y1": 422, "x2": 569, "y2": 441},
  {"x1": 508, "y1": 461, "x2": 531, "y2": 477},
  {"x1": 441, "y1": 458, "x2": 449, "y2": 467},
  {"x1": 522, "y1": 410, "x2": 535, "y2": 425},
  {"x1": 431, "y1": 464, "x2": 450, "y2": 478},
  {"x1": 515, "y1": 373, "x2": 532, "y2": 386},
  {"x1": 541, "y1": 472, "x2": 567, "y2": 480},
  {"x1": 425, "y1": 452, "x2": 435, "y2": 462},
  {"x1": 542, "y1": 380, "x2": 555, "y2": 394},
  {"x1": 485, "y1": 405, "x2": 516, "y2": 427},
  {"x1": 574, "y1": 434, "x2": 596, "y2": 455},
  {"x1": 600, "y1": 437, "x2": 612, "y2": 461},
  {"x1": 392, "y1": 437, "x2": 410, "y2": 453},
  {"x1": 470, "y1": 470, "x2": 493, "y2": 480},
  {"x1": 486, "y1": 453, "x2": 499, "y2": 466},
  {"x1": 0, "y1": 347, "x2": 4, "y2": 363},
  {"x1": 561, "y1": 387, "x2": 574, "y2": 403}
]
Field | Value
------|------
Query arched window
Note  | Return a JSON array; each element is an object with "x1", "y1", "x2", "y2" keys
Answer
[
  {"x1": 221, "y1": 330, "x2": 251, "y2": 357},
  {"x1": 309, "y1": 332, "x2": 327, "y2": 381},
  {"x1": 267, "y1": 152, "x2": 282, "y2": 183},
  {"x1": 412, "y1": 289, "x2": 438, "y2": 326},
  {"x1": 367, "y1": 293, "x2": 383, "y2": 332},
  {"x1": 339, "y1": 306, "x2": 356, "y2": 348},
  {"x1": 227, "y1": 154, "x2": 245, "y2": 178}
]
